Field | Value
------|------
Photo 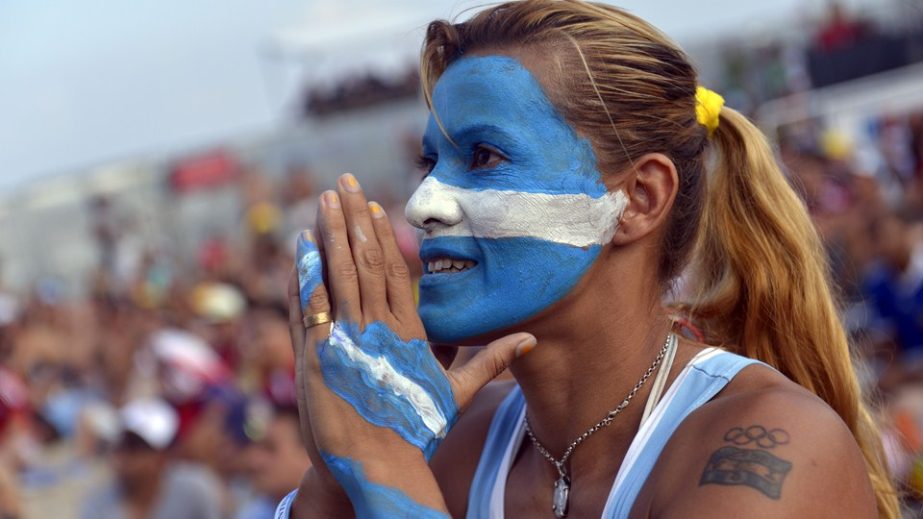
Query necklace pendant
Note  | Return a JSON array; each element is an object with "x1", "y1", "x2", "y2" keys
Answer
[{"x1": 552, "y1": 475, "x2": 570, "y2": 518}]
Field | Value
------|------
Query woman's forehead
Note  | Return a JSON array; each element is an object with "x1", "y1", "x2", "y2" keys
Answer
[{"x1": 426, "y1": 54, "x2": 572, "y2": 144}]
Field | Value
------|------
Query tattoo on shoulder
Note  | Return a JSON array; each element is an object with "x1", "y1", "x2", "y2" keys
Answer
[{"x1": 699, "y1": 425, "x2": 793, "y2": 500}]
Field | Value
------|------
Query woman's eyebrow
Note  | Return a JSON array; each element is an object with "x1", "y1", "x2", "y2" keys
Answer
[
  {"x1": 449, "y1": 123, "x2": 518, "y2": 146},
  {"x1": 424, "y1": 122, "x2": 520, "y2": 152}
]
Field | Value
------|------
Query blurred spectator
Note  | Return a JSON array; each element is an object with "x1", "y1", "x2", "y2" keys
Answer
[
  {"x1": 242, "y1": 303, "x2": 297, "y2": 406},
  {"x1": 82, "y1": 398, "x2": 222, "y2": 519},
  {"x1": 863, "y1": 212, "x2": 923, "y2": 379},
  {"x1": 816, "y1": 2, "x2": 867, "y2": 52},
  {"x1": 236, "y1": 406, "x2": 309, "y2": 519},
  {"x1": 281, "y1": 166, "x2": 319, "y2": 242},
  {"x1": 0, "y1": 368, "x2": 28, "y2": 519},
  {"x1": 90, "y1": 195, "x2": 122, "y2": 275},
  {"x1": 189, "y1": 282, "x2": 247, "y2": 371}
]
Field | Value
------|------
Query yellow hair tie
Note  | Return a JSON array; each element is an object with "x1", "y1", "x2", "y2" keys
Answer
[{"x1": 695, "y1": 86, "x2": 724, "y2": 136}]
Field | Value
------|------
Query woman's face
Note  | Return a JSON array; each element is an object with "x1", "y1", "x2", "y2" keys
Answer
[{"x1": 405, "y1": 54, "x2": 627, "y2": 344}]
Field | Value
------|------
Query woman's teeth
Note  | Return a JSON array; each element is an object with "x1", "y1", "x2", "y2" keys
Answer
[{"x1": 427, "y1": 258, "x2": 476, "y2": 274}]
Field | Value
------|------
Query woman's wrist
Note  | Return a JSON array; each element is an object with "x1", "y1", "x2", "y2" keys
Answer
[{"x1": 321, "y1": 452, "x2": 449, "y2": 519}]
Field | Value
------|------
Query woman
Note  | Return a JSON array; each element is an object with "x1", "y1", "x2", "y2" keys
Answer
[{"x1": 280, "y1": 1, "x2": 899, "y2": 517}]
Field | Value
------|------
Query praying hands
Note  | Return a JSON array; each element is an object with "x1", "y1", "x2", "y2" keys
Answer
[{"x1": 284, "y1": 173, "x2": 535, "y2": 518}]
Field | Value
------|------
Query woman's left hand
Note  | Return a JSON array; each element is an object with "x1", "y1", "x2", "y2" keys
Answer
[{"x1": 289, "y1": 173, "x2": 535, "y2": 512}]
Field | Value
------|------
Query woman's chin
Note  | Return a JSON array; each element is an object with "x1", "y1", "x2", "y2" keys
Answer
[
  {"x1": 420, "y1": 292, "x2": 560, "y2": 346},
  {"x1": 423, "y1": 315, "x2": 533, "y2": 347}
]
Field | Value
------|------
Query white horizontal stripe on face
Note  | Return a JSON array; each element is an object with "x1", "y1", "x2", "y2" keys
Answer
[
  {"x1": 328, "y1": 325, "x2": 449, "y2": 439},
  {"x1": 406, "y1": 176, "x2": 629, "y2": 247}
]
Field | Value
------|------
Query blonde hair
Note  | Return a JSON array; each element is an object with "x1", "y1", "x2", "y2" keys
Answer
[{"x1": 420, "y1": 1, "x2": 899, "y2": 516}]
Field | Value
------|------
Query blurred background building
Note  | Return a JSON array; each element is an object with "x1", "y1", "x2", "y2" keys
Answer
[{"x1": 3, "y1": 0, "x2": 923, "y2": 517}]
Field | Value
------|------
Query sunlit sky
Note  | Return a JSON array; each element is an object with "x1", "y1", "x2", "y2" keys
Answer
[{"x1": 0, "y1": 0, "x2": 876, "y2": 192}]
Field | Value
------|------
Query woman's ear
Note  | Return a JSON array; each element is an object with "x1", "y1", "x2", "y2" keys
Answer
[{"x1": 610, "y1": 153, "x2": 678, "y2": 246}]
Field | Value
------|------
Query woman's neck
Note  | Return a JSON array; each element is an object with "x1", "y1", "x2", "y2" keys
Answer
[{"x1": 507, "y1": 261, "x2": 675, "y2": 479}]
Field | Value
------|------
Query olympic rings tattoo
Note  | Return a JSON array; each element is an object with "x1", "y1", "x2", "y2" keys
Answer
[{"x1": 723, "y1": 425, "x2": 790, "y2": 449}]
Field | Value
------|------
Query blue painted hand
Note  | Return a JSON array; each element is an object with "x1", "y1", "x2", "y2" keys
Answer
[
  {"x1": 319, "y1": 320, "x2": 457, "y2": 460},
  {"x1": 297, "y1": 227, "x2": 456, "y2": 459}
]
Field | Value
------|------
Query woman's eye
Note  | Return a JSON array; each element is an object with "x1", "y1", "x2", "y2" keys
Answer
[
  {"x1": 470, "y1": 144, "x2": 505, "y2": 170},
  {"x1": 415, "y1": 155, "x2": 436, "y2": 176}
]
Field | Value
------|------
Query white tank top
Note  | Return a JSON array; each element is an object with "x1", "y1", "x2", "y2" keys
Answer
[{"x1": 465, "y1": 348, "x2": 764, "y2": 518}]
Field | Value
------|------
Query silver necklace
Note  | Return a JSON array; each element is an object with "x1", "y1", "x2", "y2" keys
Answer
[{"x1": 523, "y1": 333, "x2": 675, "y2": 518}]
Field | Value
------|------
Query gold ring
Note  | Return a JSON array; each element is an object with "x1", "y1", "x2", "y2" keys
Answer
[{"x1": 303, "y1": 311, "x2": 333, "y2": 328}]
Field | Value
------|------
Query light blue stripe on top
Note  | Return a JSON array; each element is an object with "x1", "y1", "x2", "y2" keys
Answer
[
  {"x1": 465, "y1": 387, "x2": 526, "y2": 519},
  {"x1": 274, "y1": 489, "x2": 297, "y2": 519},
  {"x1": 602, "y1": 349, "x2": 764, "y2": 517},
  {"x1": 466, "y1": 348, "x2": 766, "y2": 519}
]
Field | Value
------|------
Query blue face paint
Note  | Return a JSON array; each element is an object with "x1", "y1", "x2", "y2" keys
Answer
[
  {"x1": 405, "y1": 55, "x2": 627, "y2": 343},
  {"x1": 321, "y1": 453, "x2": 449, "y2": 518},
  {"x1": 318, "y1": 321, "x2": 458, "y2": 461},
  {"x1": 296, "y1": 231, "x2": 323, "y2": 311}
]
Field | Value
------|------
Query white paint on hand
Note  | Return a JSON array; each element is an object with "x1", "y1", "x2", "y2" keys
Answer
[
  {"x1": 297, "y1": 250, "x2": 321, "y2": 292},
  {"x1": 328, "y1": 323, "x2": 449, "y2": 439},
  {"x1": 353, "y1": 224, "x2": 367, "y2": 243}
]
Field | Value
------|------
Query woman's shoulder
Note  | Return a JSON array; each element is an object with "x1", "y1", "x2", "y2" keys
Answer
[
  {"x1": 431, "y1": 379, "x2": 518, "y2": 518},
  {"x1": 638, "y1": 362, "x2": 878, "y2": 518}
]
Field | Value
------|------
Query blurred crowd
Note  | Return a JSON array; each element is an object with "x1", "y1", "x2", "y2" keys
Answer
[
  {"x1": 715, "y1": 1, "x2": 923, "y2": 115},
  {"x1": 779, "y1": 110, "x2": 923, "y2": 510},
  {"x1": 305, "y1": 69, "x2": 420, "y2": 117},
  {"x1": 0, "y1": 166, "x2": 420, "y2": 518}
]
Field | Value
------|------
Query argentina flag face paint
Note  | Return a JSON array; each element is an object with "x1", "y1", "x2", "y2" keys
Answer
[{"x1": 406, "y1": 55, "x2": 628, "y2": 343}]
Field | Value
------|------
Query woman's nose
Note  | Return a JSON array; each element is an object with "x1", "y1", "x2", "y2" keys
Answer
[{"x1": 405, "y1": 176, "x2": 464, "y2": 233}]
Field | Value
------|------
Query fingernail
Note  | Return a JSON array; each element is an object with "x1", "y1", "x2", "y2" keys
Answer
[
  {"x1": 323, "y1": 190, "x2": 340, "y2": 209},
  {"x1": 368, "y1": 201, "x2": 385, "y2": 219},
  {"x1": 515, "y1": 335, "x2": 537, "y2": 358},
  {"x1": 341, "y1": 173, "x2": 360, "y2": 193}
]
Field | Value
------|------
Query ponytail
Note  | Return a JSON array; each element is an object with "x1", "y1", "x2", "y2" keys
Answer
[{"x1": 683, "y1": 107, "x2": 899, "y2": 518}]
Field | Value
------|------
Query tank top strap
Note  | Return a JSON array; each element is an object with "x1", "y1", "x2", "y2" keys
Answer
[
  {"x1": 602, "y1": 348, "x2": 768, "y2": 518},
  {"x1": 466, "y1": 386, "x2": 526, "y2": 519}
]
